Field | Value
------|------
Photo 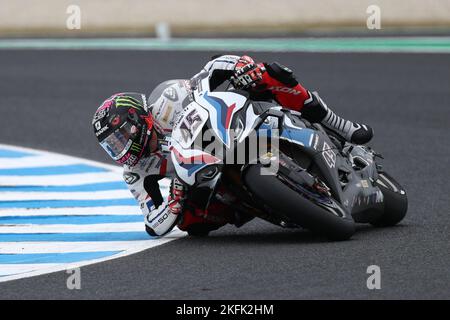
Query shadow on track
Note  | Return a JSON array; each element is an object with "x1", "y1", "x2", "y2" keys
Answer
[{"x1": 179, "y1": 223, "x2": 410, "y2": 246}]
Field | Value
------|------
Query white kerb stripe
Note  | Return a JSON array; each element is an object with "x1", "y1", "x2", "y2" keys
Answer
[
  {"x1": 0, "y1": 264, "x2": 61, "y2": 277},
  {"x1": 0, "y1": 172, "x2": 123, "y2": 186},
  {"x1": 0, "y1": 143, "x2": 122, "y2": 173},
  {"x1": 0, "y1": 206, "x2": 142, "y2": 216},
  {"x1": 0, "y1": 144, "x2": 186, "y2": 283},
  {"x1": 0, "y1": 228, "x2": 186, "y2": 283},
  {"x1": 0, "y1": 189, "x2": 133, "y2": 201},
  {"x1": 0, "y1": 155, "x2": 81, "y2": 169},
  {"x1": 0, "y1": 241, "x2": 158, "y2": 254},
  {"x1": 0, "y1": 222, "x2": 144, "y2": 234}
]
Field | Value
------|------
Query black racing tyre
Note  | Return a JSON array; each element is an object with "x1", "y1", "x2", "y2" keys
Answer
[
  {"x1": 243, "y1": 165, "x2": 355, "y2": 241},
  {"x1": 371, "y1": 172, "x2": 408, "y2": 227}
]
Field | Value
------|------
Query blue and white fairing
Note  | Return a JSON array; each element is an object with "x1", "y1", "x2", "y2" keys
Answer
[
  {"x1": 256, "y1": 108, "x2": 318, "y2": 149},
  {"x1": 170, "y1": 99, "x2": 220, "y2": 186},
  {"x1": 170, "y1": 73, "x2": 248, "y2": 185},
  {"x1": 170, "y1": 72, "x2": 322, "y2": 186},
  {"x1": 194, "y1": 78, "x2": 248, "y2": 149}
]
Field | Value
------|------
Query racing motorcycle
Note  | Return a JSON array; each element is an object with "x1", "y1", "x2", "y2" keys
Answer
[{"x1": 169, "y1": 72, "x2": 407, "y2": 240}]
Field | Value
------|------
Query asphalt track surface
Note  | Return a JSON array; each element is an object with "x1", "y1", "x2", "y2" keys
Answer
[{"x1": 0, "y1": 49, "x2": 449, "y2": 299}]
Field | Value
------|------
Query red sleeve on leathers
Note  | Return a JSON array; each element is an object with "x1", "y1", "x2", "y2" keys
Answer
[{"x1": 257, "y1": 66, "x2": 310, "y2": 112}]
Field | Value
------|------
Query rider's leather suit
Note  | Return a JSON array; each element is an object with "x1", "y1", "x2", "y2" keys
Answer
[{"x1": 123, "y1": 55, "x2": 369, "y2": 236}]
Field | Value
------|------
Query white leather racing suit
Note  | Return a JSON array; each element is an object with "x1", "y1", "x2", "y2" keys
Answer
[
  {"x1": 124, "y1": 55, "x2": 282, "y2": 236},
  {"x1": 123, "y1": 57, "x2": 245, "y2": 237},
  {"x1": 126, "y1": 54, "x2": 373, "y2": 237},
  {"x1": 122, "y1": 79, "x2": 190, "y2": 236}
]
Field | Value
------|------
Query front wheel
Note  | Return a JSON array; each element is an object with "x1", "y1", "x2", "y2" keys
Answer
[
  {"x1": 371, "y1": 172, "x2": 408, "y2": 227},
  {"x1": 243, "y1": 165, "x2": 355, "y2": 241}
]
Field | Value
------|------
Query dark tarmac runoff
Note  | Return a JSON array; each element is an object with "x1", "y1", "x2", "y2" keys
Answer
[{"x1": 0, "y1": 49, "x2": 449, "y2": 299}]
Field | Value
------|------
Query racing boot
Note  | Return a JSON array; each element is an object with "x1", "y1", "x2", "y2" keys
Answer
[
  {"x1": 177, "y1": 207, "x2": 224, "y2": 237},
  {"x1": 178, "y1": 201, "x2": 233, "y2": 236},
  {"x1": 301, "y1": 91, "x2": 373, "y2": 145},
  {"x1": 178, "y1": 201, "x2": 253, "y2": 236}
]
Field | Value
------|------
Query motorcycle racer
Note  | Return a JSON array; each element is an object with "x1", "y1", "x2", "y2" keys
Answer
[
  {"x1": 204, "y1": 54, "x2": 373, "y2": 144},
  {"x1": 92, "y1": 54, "x2": 373, "y2": 237}
]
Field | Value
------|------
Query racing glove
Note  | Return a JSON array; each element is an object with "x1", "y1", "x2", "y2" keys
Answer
[
  {"x1": 231, "y1": 55, "x2": 266, "y2": 89},
  {"x1": 144, "y1": 177, "x2": 185, "y2": 236},
  {"x1": 167, "y1": 177, "x2": 185, "y2": 215}
]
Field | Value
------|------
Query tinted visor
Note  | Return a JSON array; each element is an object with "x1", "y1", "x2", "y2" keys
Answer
[{"x1": 100, "y1": 122, "x2": 136, "y2": 160}]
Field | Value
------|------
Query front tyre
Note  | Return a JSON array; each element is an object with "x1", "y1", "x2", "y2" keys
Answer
[
  {"x1": 371, "y1": 172, "x2": 408, "y2": 227},
  {"x1": 244, "y1": 165, "x2": 355, "y2": 241}
]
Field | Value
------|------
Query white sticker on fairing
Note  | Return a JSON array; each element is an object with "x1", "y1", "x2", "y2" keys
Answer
[
  {"x1": 322, "y1": 142, "x2": 336, "y2": 168},
  {"x1": 172, "y1": 102, "x2": 208, "y2": 149}
]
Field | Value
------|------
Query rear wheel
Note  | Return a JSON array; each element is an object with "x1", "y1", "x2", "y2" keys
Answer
[
  {"x1": 244, "y1": 165, "x2": 355, "y2": 241},
  {"x1": 371, "y1": 172, "x2": 408, "y2": 227}
]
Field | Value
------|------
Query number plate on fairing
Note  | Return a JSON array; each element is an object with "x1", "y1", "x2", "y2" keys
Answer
[{"x1": 172, "y1": 102, "x2": 208, "y2": 149}]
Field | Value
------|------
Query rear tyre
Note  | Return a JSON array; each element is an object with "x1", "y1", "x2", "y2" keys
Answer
[
  {"x1": 244, "y1": 165, "x2": 355, "y2": 241},
  {"x1": 370, "y1": 172, "x2": 408, "y2": 227}
]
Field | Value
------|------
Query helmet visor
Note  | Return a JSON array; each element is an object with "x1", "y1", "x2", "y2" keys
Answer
[{"x1": 99, "y1": 123, "x2": 135, "y2": 161}]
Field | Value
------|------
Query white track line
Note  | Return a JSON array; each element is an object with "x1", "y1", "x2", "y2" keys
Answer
[
  {"x1": 0, "y1": 172, "x2": 123, "y2": 186},
  {"x1": 0, "y1": 189, "x2": 133, "y2": 201},
  {"x1": 0, "y1": 241, "x2": 160, "y2": 254},
  {"x1": 0, "y1": 143, "x2": 186, "y2": 283},
  {"x1": 0, "y1": 222, "x2": 144, "y2": 233},
  {"x1": 0, "y1": 206, "x2": 142, "y2": 216},
  {"x1": 0, "y1": 264, "x2": 61, "y2": 277},
  {"x1": 0, "y1": 143, "x2": 122, "y2": 172},
  {"x1": 0, "y1": 229, "x2": 186, "y2": 282},
  {"x1": 0, "y1": 155, "x2": 82, "y2": 169}
]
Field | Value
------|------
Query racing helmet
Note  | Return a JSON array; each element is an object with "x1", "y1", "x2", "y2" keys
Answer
[
  {"x1": 147, "y1": 80, "x2": 192, "y2": 133},
  {"x1": 92, "y1": 93, "x2": 156, "y2": 167}
]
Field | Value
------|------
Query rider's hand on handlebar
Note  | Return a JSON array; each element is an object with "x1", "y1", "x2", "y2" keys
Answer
[{"x1": 232, "y1": 56, "x2": 266, "y2": 89}]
